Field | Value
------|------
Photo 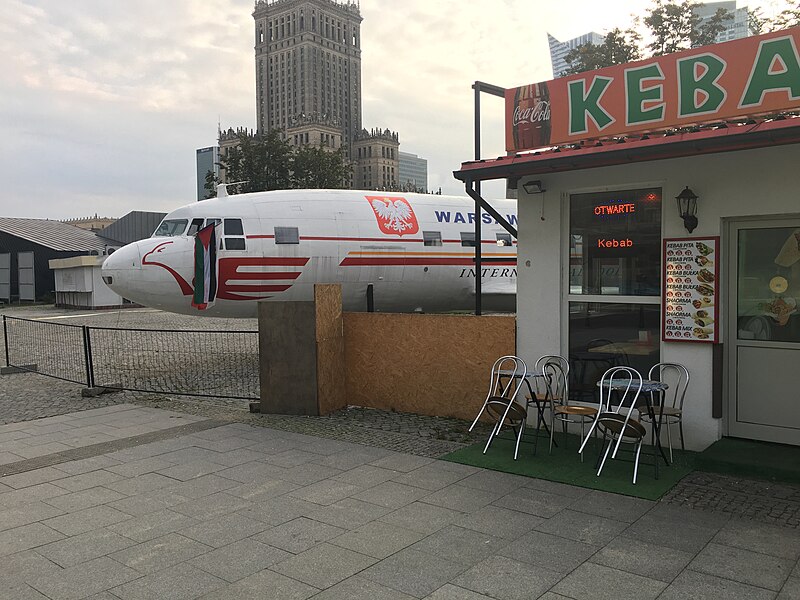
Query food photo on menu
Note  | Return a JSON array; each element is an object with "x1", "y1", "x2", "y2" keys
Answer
[{"x1": 663, "y1": 238, "x2": 718, "y2": 342}]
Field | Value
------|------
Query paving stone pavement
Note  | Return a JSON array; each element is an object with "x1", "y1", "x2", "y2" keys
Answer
[
  {"x1": 0, "y1": 404, "x2": 798, "y2": 600},
  {"x1": 0, "y1": 308, "x2": 800, "y2": 600}
]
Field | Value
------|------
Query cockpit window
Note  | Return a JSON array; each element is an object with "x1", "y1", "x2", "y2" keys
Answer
[
  {"x1": 153, "y1": 219, "x2": 188, "y2": 237},
  {"x1": 224, "y1": 218, "x2": 244, "y2": 235},
  {"x1": 187, "y1": 218, "x2": 204, "y2": 236}
]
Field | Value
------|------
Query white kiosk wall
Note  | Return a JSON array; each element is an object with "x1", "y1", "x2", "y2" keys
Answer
[{"x1": 517, "y1": 143, "x2": 800, "y2": 451}]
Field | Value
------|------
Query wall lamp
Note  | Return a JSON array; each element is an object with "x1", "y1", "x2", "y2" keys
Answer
[
  {"x1": 676, "y1": 186, "x2": 699, "y2": 233},
  {"x1": 522, "y1": 180, "x2": 545, "y2": 194}
]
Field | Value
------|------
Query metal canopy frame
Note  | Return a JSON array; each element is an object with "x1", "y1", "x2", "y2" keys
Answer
[{"x1": 469, "y1": 81, "x2": 517, "y2": 315}]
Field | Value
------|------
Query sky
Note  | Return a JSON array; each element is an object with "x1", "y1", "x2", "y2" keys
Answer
[{"x1": 0, "y1": 0, "x2": 786, "y2": 219}]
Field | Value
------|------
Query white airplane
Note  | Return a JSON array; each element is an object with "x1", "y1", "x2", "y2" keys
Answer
[{"x1": 101, "y1": 189, "x2": 518, "y2": 317}]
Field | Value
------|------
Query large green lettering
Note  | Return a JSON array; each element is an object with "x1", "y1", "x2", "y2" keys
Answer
[
  {"x1": 626, "y1": 64, "x2": 665, "y2": 125},
  {"x1": 740, "y1": 37, "x2": 800, "y2": 107},
  {"x1": 678, "y1": 54, "x2": 727, "y2": 117},
  {"x1": 568, "y1": 76, "x2": 614, "y2": 135}
]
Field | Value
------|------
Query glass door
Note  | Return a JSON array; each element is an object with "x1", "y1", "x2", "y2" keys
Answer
[{"x1": 727, "y1": 218, "x2": 800, "y2": 445}]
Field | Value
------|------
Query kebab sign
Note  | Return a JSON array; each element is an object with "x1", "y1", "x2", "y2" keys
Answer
[
  {"x1": 663, "y1": 237, "x2": 720, "y2": 343},
  {"x1": 506, "y1": 27, "x2": 800, "y2": 152}
]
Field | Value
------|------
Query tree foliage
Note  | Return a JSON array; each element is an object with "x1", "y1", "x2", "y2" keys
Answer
[
  {"x1": 564, "y1": 28, "x2": 642, "y2": 76},
  {"x1": 204, "y1": 129, "x2": 352, "y2": 197},
  {"x1": 561, "y1": 0, "x2": 800, "y2": 75},
  {"x1": 749, "y1": 2, "x2": 800, "y2": 34},
  {"x1": 291, "y1": 145, "x2": 351, "y2": 189},
  {"x1": 644, "y1": 0, "x2": 732, "y2": 56}
]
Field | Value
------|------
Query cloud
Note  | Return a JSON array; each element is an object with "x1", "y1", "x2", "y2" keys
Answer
[{"x1": 1, "y1": 0, "x2": 654, "y2": 217}]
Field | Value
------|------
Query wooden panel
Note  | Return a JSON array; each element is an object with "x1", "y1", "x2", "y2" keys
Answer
[
  {"x1": 343, "y1": 313, "x2": 516, "y2": 421},
  {"x1": 258, "y1": 301, "x2": 319, "y2": 415},
  {"x1": 315, "y1": 285, "x2": 346, "y2": 415}
]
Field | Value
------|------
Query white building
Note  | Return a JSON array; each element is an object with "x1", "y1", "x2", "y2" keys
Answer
[
  {"x1": 398, "y1": 151, "x2": 428, "y2": 192},
  {"x1": 547, "y1": 32, "x2": 605, "y2": 78}
]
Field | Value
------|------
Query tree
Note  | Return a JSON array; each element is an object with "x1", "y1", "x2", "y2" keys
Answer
[
  {"x1": 644, "y1": 0, "x2": 732, "y2": 56},
  {"x1": 205, "y1": 129, "x2": 353, "y2": 196},
  {"x1": 291, "y1": 145, "x2": 352, "y2": 189},
  {"x1": 217, "y1": 129, "x2": 293, "y2": 194},
  {"x1": 203, "y1": 169, "x2": 217, "y2": 199},
  {"x1": 564, "y1": 28, "x2": 642, "y2": 75},
  {"x1": 749, "y1": 2, "x2": 800, "y2": 34}
]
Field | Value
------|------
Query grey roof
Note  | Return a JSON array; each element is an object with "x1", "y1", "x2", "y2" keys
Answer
[
  {"x1": 0, "y1": 217, "x2": 112, "y2": 252},
  {"x1": 101, "y1": 211, "x2": 166, "y2": 245}
]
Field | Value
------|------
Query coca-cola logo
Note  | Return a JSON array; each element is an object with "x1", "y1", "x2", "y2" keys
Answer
[{"x1": 513, "y1": 101, "x2": 551, "y2": 126}]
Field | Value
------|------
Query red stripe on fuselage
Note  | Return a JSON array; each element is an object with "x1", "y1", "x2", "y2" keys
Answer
[
  {"x1": 245, "y1": 235, "x2": 514, "y2": 245},
  {"x1": 220, "y1": 257, "x2": 309, "y2": 267},
  {"x1": 221, "y1": 284, "x2": 292, "y2": 293},
  {"x1": 339, "y1": 257, "x2": 517, "y2": 266}
]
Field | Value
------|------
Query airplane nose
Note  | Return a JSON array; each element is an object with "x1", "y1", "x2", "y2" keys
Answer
[
  {"x1": 102, "y1": 242, "x2": 141, "y2": 272},
  {"x1": 101, "y1": 242, "x2": 142, "y2": 295}
]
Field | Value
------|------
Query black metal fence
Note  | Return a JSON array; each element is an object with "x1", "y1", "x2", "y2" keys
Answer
[{"x1": 2, "y1": 315, "x2": 259, "y2": 400}]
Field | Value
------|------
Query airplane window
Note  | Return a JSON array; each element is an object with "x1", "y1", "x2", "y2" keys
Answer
[
  {"x1": 187, "y1": 218, "x2": 204, "y2": 236},
  {"x1": 225, "y1": 238, "x2": 246, "y2": 250},
  {"x1": 275, "y1": 226, "x2": 300, "y2": 244},
  {"x1": 460, "y1": 232, "x2": 476, "y2": 247},
  {"x1": 224, "y1": 219, "x2": 244, "y2": 235},
  {"x1": 153, "y1": 219, "x2": 188, "y2": 237},
  {"x1": 206, "y1": 218, "x2": 221, "y2": 228},
  {"x1": 423, "y1": 231, "x2": 442, "y2": 247},
  {"x1": 496, "y1": 233, "x2": 513, "y2": 247}
]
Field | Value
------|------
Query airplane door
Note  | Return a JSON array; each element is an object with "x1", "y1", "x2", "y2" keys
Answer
[{"x1": 0, "y1": 253, "x2": 9, "y2": 302}]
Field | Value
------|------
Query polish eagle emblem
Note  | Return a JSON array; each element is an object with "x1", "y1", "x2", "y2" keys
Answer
[{"x1": 366, "y1": 196, "x2": 419, "y2": 236}]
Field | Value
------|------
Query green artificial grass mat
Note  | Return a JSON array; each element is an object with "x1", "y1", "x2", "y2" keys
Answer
[
  {"x1": 695, "y1": 437, "x2": 800, "y2": 484},
  {"x1": 442, "y1": 431, "x2": 695, "y2": 501}
]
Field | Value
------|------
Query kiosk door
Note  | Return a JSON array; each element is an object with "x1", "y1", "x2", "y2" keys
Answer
[{"x1": 727, "y1": 218, "x2": 800, "y2": 445}]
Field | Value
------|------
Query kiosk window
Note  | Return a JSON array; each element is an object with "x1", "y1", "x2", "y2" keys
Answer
[
  {"x1": 275, "y1": 226, "x2": 300, "y2": 244},
  {"x1": 460, "y1": 232, "x2": 476, "y2": 247},
  {"x1": 569, "y1": 188, "x2": 661, "y2": 296},
  {"x1": 423, "y1": 231, "x2": 442, "y2": 247}
]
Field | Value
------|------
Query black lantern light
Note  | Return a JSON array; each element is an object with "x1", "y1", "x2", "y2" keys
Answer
[{"x1": 676, "y1": 186, "x2": 698, "y2": 233}]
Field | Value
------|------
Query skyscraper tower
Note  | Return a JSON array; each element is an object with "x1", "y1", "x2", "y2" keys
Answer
[{"x1": 253, "y1": 0, "x2": 363, "y2": 157}]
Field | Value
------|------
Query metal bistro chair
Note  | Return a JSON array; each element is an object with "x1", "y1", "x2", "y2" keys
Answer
[
  {"x1": 539, "y1": 357, "x2": 598, "y2": 461},
  {"x1": 468, "y1": 355, "x2": 529, "y2": 460},
  {"x1": 642, "y1": 363, "x2": 690, "y2": 462},
  {"x1": 580, "y1": 366, "x2": 647, "y2": 484}
]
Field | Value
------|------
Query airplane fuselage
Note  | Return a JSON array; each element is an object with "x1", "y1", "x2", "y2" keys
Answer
[{"x1": 101, "y1": 189, "x2": 517, "y2": 317}]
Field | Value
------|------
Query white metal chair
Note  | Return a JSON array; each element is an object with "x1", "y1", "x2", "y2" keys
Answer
[
  {"x1": 580, "y1": 366, "x2": 646, "y2": 484},
  {"x1": 540, "y1": 357, "x2": 598, "y2": 461},
  {"x1": 469, "y1": 355, "x2": 529, "y2": 460},
  {"x1": 642, "y1": 363, "x2": 690, "y2": 462}
]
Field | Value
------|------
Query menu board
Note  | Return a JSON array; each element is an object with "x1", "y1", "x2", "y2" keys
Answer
[{"x1": 662, "y1": 237, "x2": 720, "y2": 343}]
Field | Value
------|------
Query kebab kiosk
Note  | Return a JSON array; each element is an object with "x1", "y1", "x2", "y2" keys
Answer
[{"x1": 455, "y1": 27, "x2": 800, "y2": 449}]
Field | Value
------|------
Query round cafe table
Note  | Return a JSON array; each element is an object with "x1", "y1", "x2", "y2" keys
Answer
[{"x1": 597, "y1": 378, "x2": 670, "y2": 479}]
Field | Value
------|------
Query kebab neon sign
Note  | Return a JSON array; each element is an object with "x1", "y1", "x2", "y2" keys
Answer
[{"x1": 569, "y1": 36, "x2": 800, "y2": 135}]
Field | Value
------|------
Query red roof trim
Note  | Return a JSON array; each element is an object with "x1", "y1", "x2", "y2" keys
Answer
[{"x1": 454, "y1": 117, "x2": 800, "y2": 182}]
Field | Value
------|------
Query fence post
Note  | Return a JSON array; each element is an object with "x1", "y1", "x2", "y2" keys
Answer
[
  {"x1": 3, "y1": 315, "x2": 9, "y2": 368},
  {"x1": 83, "y1": 326, "x2": 95, "y2": 388}
]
